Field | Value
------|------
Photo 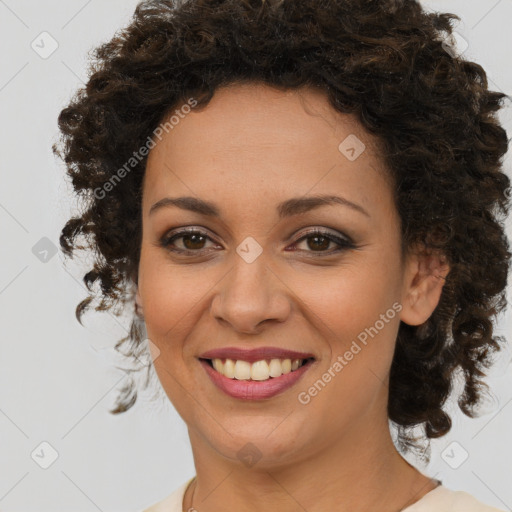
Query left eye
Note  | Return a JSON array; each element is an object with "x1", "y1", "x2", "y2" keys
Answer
[
  {"x1": 160, "y1": 227, "x2": 354, "y2": 255},
  {"x1": 293, "y1": 228, "x2": 355, "y2": 256},
  {"x1": 288, "y1": 229, "x2": 354, "y2": 254}
]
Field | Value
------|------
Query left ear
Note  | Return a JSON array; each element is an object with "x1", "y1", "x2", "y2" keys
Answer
[{"x1": 399, "y1": 244, "x2": 450, "y2": 326}]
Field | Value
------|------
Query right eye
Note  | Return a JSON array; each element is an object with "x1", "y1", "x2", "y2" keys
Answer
[{"x1": 160, "y1": 227, "x2": 221, "y2": 254}]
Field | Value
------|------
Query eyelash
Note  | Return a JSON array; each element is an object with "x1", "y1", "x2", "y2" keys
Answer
[{"x1": 159, "y1": 227, "x2": 355, "y2": 257}]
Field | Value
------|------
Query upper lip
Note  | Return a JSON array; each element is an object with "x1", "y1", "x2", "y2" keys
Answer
[{"x1": 199, "y1": 346, "x2": 315, "y2": 363}]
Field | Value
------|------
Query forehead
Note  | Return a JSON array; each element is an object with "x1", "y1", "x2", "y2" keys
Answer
[
  {"x1": 142, "y1": 83, "x2": 391, "y2": 218},
  {"x1": 148, "y1": 83, "x2": 378, "y2": 159}
]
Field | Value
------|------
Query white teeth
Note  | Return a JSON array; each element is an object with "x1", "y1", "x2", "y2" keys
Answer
[
  {"x1": 250, "y1": 360, "x2": 270, "y2": 381},
  {"x1": 269, "y1": 358, "x2": 283, "y2": 377},
  {"x1": 234, "y1": 360, "x2": 251, "y2": 380},
  {"x1": 210, "y1": 357, "x2": 306, "y2": 380},
  {"x1": 223, "y1": 359, "x2": 235, "y2": 378}
]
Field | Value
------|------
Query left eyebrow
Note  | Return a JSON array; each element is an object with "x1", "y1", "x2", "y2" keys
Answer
[{"x1": 276, "y1": 194, "x2": 370, "y2": 218}]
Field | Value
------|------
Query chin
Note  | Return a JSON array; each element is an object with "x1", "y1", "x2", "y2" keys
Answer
[{"x1": 193, "y1": 414, "x2": 313, "y2": 469}]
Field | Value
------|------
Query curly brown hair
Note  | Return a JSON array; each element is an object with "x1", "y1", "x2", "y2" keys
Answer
[{"x1": 53, "y1": 0, "x2": 511, "y2": 461}]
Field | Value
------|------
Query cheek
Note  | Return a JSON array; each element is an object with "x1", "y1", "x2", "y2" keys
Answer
[
  {"x1": 137, "y1": 251, "x2": 209, "y2": 406},
  {"x1": 287, "y1": 259, "x2": 401, "y2": 343},
  {"x1": 137, "y1": 250, "x2": 210, "y2": 348},
  {"x1": 140, "y1": 247, "x2": 402, "y2": 344},
  {"x1": 289, "y1": 264, "x2": 401, "y2": 426},
  {"x1": 284, "y1": 255, "x2": 403, "y2": 404}
]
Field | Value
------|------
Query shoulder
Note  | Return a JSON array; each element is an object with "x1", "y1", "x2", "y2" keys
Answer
[
  {"x1": 141, "y1": 477, "x2": 195, "y2": 512},
  {"x1": 403, "y1": 485, "x2": 506, "y2": 512},
  {"x1": 140, "y1": 479, "x2": 505, "y2": 512}
]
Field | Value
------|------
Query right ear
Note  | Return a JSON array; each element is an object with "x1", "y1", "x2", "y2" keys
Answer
[{"x1": 135, "y1": 288, "x2": 144, "y2": 317}]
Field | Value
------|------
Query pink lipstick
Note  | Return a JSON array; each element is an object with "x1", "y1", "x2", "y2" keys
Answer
[{"x1": 199, "y1": 346, "x2": 315, "y2": 400}]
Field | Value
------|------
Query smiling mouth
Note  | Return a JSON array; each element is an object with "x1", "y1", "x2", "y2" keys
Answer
[{"x1": 200, "y1": 357, "x2": 315, "y2": 381}]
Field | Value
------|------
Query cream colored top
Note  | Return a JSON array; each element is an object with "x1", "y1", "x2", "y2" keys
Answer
[{"x1": 142, "y1": 477, "x2": 506, "y2": 512}]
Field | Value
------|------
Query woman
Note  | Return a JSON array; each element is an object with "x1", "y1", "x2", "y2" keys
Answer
[{"x1": 53, "y1": 0, "x2": 511, "y2": 511}]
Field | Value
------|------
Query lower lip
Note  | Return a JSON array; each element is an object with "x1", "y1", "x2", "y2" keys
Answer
[{"x1": 199, "y1": 359, "x2": 313, "y2": 400}]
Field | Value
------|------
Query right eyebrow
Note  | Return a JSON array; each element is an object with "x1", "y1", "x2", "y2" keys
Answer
[{"x1": 149, "y1": 196, "x2": 219, "y2": 217}]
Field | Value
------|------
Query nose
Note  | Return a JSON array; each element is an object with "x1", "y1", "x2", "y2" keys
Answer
[{"x1": 210, "y1": 254, "x2": 292, "y2": 335}]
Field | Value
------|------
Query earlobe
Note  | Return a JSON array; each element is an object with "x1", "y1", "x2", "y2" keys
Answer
[
  {"x1": 135, "y1": 288, "x2": 144, "y2": 317},
  {"x1": 400, "y1": 245, "x2": 450, "y2": 326}
]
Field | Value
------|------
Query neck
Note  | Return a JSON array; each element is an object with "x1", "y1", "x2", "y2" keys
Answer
[{"x1": 183, "y1": 414, "x2": 438, "y2": 512}]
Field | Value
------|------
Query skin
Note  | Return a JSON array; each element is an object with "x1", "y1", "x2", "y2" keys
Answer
[{"x1": 136, "y1": 82, "x2": 450, "y2": 512}]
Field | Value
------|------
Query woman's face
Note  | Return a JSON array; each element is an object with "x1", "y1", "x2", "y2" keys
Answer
[{"x1": 136, "y1": 83, "x2": 432, "y2": 467}]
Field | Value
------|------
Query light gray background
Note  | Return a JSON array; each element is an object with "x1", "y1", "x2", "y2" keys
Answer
[{"x1": 1, "y1": 1, "x2": 511, "y2": 511}]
